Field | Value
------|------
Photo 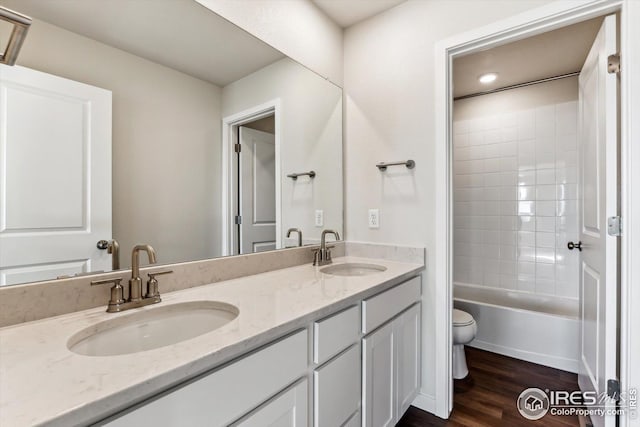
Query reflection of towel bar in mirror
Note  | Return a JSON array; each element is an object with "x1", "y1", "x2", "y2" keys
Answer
[
  {"x1": 376, "y1": 160, "x2": 415, "y2": 171},
  {"x1": 287, "y1": 171, "x2": 316, "y2": 180}
]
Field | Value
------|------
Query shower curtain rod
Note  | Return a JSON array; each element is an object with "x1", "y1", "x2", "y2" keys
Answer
[{"x1": 453, "y1": 71, "x2": 580, "y2": 101}]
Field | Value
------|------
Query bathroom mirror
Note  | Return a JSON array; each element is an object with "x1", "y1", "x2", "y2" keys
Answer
[{"x1": 0, "y1": 0, "x2": 343, "y2": 286}]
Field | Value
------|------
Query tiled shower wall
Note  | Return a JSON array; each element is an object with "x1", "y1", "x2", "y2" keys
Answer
[{"x1": 453, "y1": 100, "x2": 579, "y2": 299}]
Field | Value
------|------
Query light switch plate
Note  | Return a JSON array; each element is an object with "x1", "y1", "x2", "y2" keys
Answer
[
  {"x1": 368, "y1": 209, "x2": 380, "y2": 229},
  {"x1": 315, "y1": 210, "x2": 324, "y2": 227}
]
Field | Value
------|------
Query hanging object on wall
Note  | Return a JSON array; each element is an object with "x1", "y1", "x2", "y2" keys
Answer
[
  {"x1": 0, "y1": 6, "x2": 31, "y2": 66},
  {"x1": 376, "y1": 160, "x2": 415, "y2": 171},
  {"x1": 287, "y1": 171, "x2": 316, "y2": 180}
]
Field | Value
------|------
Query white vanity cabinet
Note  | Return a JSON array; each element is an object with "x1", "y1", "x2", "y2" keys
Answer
[
  {"x1": 361, "y1": 277, "x2": 422, "y2": 427},
  {"x1": 232, "y1": 380, "x2": 308, "y2": 427},
  {"x1": 101, "y1": 330, "x2": 308, "y2": 427},
  {"x1": 99, "y1": 276, "x2": 421, "y2": 427},
  {"x1": 313, "y1": 305, "x2": 361, "y2": 427}
]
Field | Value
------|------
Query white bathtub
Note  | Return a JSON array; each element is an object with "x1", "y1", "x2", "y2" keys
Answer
[{"x1": 454, "y1": 283, "x2": 579, "y2": 373}]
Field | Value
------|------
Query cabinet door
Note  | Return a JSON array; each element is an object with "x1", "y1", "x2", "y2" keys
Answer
[
  {"x1": 233, "y1": 379, "x2": 308, "y2": 427},
  {"x1": 362, "y1": 322, "x2": 394, "y2": 427},
  {"x1": 314, "y1": 345, "x2": 360, "y2": 427},
  {"x1": 394, "y1": 303, "x2": 421, "y2": 420}
]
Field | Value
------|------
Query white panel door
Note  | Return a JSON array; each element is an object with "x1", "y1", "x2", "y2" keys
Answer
[
  {"x1": 239, "y1": 126, "x2": 276, "y2": 254},
  {"x1": 394, "y1": 303, "x2": 421, "y2": 420},
  {"x1": 233, "y1": 380, "x2": 308, "y2": 427},
  {"x1": 362, "y1": 322, "x2": 394, "y2": 427},
  {"x1": 0, "y1": 66, "x2": 112, "y2": 285},
  {"x1": 577, "y1": 15, "x2": 618, "y2": 427}
]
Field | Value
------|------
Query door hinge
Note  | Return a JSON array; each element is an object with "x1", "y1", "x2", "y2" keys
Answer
[
  {"x1": 234, "y1": 215, "x2": 242, "y2": 225},
  {"x1": 607, "y1": 216, "x2": 622, "y2": 236},
  {"x1": 608, "y1": 54, "x2": 620, "y2": 74},
  {"x1": 234, "y1": 143, "x2": 242, "y2": 153},
  {"x1": 607, "y1": 379, "x2": 621, "y2": 400}
]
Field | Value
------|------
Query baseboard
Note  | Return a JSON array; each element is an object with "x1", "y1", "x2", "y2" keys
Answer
[
  {"x1": 411, "y1": 392, "x2": 440, "y2": 417},
  {"x1": 469, "y1": 340, "x2": 579, "y2": 373}
]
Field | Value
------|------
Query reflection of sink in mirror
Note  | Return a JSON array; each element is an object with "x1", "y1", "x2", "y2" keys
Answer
[
  {"x1": 0, "y1": 0, "x2": 343, "y2": 288},
  {"x1": 320, "y1": 263, "x2": 387, "y2": 277},
  {"x1": 68, "y1": 301, "x2": 239, "y2": 356}
]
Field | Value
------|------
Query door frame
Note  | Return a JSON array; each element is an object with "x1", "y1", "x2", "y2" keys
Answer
[
  {"x1": 431, "y1": 0, "x2": 640, "y2": 423},
  {"x1": 221, "y1": 99, "x2": 282, "y2": 256}
]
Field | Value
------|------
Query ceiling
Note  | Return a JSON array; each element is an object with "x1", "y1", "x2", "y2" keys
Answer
[
  {"x1": 453, "y1": 17, "x2": 603, "y2": 98},
  {"x1": 0, "y1": 0, "x2": 284, "y2": 87},
  {"x1": 313, "y1": 0, "x2": 406, "y2": 28}
]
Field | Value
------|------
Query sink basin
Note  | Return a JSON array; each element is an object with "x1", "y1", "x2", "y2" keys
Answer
[
  {"x1": 68, "y1": 301, "x2": 239, "y2": 356},
  {"x1": 320, "y1": 263, "x2": 387, "y2": 277}
]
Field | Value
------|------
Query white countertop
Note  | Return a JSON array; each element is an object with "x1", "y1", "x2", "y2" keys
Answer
[{"x1": 0, "y1": 256, "x2": 423, "y2": 427}]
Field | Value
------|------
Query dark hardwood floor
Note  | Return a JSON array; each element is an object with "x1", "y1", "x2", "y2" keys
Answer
[{"x1": 397, "y1": 347, "x2": 580, "y2": 427}]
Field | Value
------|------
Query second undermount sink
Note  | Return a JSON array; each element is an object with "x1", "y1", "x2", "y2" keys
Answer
[
  {"x1": 68, "y1": 301, "x2": 239, "y2": 357},
  {"x1": 320, "y1": 262, "x2": 387, "y2": 277}
]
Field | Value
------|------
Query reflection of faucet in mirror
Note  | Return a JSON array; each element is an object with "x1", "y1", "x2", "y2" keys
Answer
[
  {"x1": 313, "y1": 230, "x2": 341, "y2": 266},
  {"x1": 107, "y1": 240, "x2": 120, "y2": 270},
  {"x1": 287, "y1": 228, "x2": 303, "y2": 247}
]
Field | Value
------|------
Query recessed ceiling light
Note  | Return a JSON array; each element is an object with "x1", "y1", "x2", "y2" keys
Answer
[{"x1": 479, "y1": 73, "x2": 498, "y2": 84}]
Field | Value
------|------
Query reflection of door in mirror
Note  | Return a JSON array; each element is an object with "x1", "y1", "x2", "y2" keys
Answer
[
  {"x1": 236, "y1": 120, "x2": 276, "y2": 255},
  {"x1": 0, "y1": 66, "x2": 112, "y2": 286}
]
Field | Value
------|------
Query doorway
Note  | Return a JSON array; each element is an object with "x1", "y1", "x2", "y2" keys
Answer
[
  {"x1": 436, "y1": 2, "x2": 629, "y2": 425},
  {"x1": 234, "y1": 116, "x2": 276, "y2": 255},
  {"x1": 221, "y1": 100, "x2": 281, "y2": 256}
]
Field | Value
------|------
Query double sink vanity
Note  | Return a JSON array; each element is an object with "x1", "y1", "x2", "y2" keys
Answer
[{"x1": 0, "y1": 243, "x2": 425, "y2": 427}]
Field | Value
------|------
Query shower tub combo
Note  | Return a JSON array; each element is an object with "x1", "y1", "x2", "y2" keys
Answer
[{"x1": 454, "y1": 282, "x2": 579, "y2": 373}]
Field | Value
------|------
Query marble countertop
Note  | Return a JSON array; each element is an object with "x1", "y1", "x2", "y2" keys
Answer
[{"x1": 0, "y1": 256, "x2": 423, "y2": 427}]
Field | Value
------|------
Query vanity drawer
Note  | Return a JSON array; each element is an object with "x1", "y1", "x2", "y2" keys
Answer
[
  {"x1": 313, "y1": 345, "x2": 360, "y2": 427},
  {"x1": 103, "y1": 330, "x2": 307, "y2": 427},
  {"x1": 313, "y1": 305, "x2": 359, "y2": 364},
  {"x1": 362, "y1": 276, "x2": 421, "y2": 334}
]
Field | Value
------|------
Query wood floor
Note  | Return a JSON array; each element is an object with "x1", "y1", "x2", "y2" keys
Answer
[{"x1": 397, "y1": 347, "x2": 580, "y2": 427}]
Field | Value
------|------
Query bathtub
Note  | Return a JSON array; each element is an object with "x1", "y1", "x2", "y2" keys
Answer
[{"x1": 454, "y1": 283, "x2": 579, "y2": 373}]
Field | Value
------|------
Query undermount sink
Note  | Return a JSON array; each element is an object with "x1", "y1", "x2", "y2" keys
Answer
[
  {"x1": 320, "y1": 263, "x2": 387, "y2": 277},
  {"x1": 68, "y1": 301, "x2": 239, "y2": 356}
]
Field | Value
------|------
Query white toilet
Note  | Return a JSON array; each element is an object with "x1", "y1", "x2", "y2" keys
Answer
[{"x1": 452, "y1": 309, "x2": 477, "y2": 379}]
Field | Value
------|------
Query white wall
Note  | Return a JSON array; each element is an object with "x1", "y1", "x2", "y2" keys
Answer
[
  {"x1": 453, "y1": 78, "x2": 580, "y2": 302},
  {"x1": 222, "y1": 58, "x2": 343, "y2": 244},
  {"x1": 17, "y1": 19, "x2": 223, "y2": 266},
  {"x1": 196, "y1": 0, "x2": 344, "y2": 86},
  {"x1": 343, "y1": 0, "x2": 555, "y2": 403}
]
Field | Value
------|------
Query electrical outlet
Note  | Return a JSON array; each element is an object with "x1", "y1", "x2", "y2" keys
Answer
[
  {"x1": 368, "y1": 209, "x2": 380, "y2": 229},
  {"x1": 315, "y1": 210, "x2": 324, "y2": 227}
]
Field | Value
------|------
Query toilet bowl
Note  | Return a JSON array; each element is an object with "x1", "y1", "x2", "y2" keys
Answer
[{"x1": 453, "y1": 309, "x2": 477, "y2": 379}]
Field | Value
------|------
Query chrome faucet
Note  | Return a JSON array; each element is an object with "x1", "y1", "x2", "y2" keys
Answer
[
  {"x1": 314, "y1": 229, "x2": 340, "y2": 266},
  {"x1": 287, "y1": 228, "x2": 303, "y2": 247},
  {"x1": 91, "y1": 244, "x2": 172, "y2": 313}
]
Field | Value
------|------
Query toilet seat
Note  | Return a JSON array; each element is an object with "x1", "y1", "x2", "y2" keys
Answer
[{"x1": 453, "y1": 309, "x2": 474, "y2": 327}]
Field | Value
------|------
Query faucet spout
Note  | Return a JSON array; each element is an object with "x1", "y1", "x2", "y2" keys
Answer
[
  {"x1": 287, "y1": 228, "x2": 303, "y2": 247},
  {"x1": 315, "y1": 229, "x2": 340, "y2": 266},
  {"x1": 130, "y1": 244, "x2": 157, "y2": 302},
  {"x1": 320, "y1": 230, "x2": 340, "y2": 250}
]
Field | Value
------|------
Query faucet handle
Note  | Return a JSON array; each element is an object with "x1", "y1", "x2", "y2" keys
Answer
[
  {"x1": 90, "y1": 277, "x2": 124, "y2": 286},
  {"x1": 91, "y1": 277, "x2": 125, "y2": 313},
  {"x1": 146, "y1": 270, "x2": 173, "y2": 300},
  {"x1": 147, "y1": 270, "x2": 173, "y2": 279}
]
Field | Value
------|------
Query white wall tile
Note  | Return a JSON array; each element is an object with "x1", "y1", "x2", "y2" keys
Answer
[
  {"x1": 536, "y1": 184, "x2": 557, "y2": 201},
  {"x1": 454, "y1": 120, "x2": 470, "y2": 135},
  {"x1": 518, "y1": 170, "x2": 535, "y2": 186},
  {"x1": 536, "y1": 169, "x2": 555, "y2": 185},
  {"x1": 454, "y1": 101, "x2": 579, "y2": 299}
]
